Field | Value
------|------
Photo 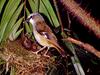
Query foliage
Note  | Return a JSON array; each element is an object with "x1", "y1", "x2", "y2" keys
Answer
[
  {"x1": 0, "y1": 0, "x2": 92, "y2": 75},
  {"x1": 0, "y1": 0, "x2": 24, "y2": 42}
]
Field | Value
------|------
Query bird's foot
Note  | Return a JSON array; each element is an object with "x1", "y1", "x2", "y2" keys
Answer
[
  {"x1": 43, "y1": 47, "x2": 50, "y2": 58},
  {"x1": 32, "y1": 51, "x2": 50, "y2": 58},
  {"x1": 43, "y1": 54, "x2": 50, "y2": 58},
  {"x1": 33, "y1": 46, "x2": 47, "y2": 55},
  {"x1": 32, "y1": 51, "x2": 39, "y2": 55}
]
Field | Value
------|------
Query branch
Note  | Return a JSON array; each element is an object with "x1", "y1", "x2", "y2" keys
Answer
[
  {"x1": 60, "y1": 0, "x2": 100, "y2": 39},
  {"x1": 63, "y1": 37, "x2": 100, "y2": 58},
  {"x1": 53, "y1": 0, "x2": 64, "y2": 32}
]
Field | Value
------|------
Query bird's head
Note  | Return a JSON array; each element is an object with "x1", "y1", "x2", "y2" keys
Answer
[{"x1": 24, "y1": 13, "x2": 44, "y2": 25}]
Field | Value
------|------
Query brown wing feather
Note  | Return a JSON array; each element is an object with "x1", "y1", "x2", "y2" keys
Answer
[{"x1": 36, "y1": 21, "x2": 57, "y2": 42}]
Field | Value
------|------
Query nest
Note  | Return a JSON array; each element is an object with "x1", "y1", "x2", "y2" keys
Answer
[{"x1": 0, "y1": 39, "x2": 55, "y2": 75}]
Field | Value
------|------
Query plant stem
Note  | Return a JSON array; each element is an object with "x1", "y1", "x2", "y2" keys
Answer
[
  {"x1": 63, "y1": 37, "x2": 100, "y2": 58},
  {"x1": 53, "y1": 0, "x2": 64, "y2": 32}
]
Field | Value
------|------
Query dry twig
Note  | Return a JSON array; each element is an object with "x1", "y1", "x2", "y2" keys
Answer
[
  {"x1": 63, "y1": 37, "x2": 100, "y2": 58},
  {"x1": 53, "y1": 0, "x2": 64, "y2": 32}
]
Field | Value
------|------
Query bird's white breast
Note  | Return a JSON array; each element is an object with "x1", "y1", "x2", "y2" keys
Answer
[{"x1": 29, "y1": 18, "x2": 36, "y2": 25}]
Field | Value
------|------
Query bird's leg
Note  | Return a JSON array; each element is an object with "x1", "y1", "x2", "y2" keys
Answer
[
  {"x1": 43, "y1": 47, "x2": 50, "y2": 57},
  {"x1": 34, "y1": 46, "x2": 47, "y2": 54}
]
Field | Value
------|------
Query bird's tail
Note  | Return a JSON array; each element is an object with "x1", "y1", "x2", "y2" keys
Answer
[
  {"x1": 54, "y1": 43, "x2": 66, "y2": 57},
  {"x1": 47, "y1": 39, "x2": 66, "y2": 57}
]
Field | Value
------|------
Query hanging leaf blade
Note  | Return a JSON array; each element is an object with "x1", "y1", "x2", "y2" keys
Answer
[{"x1": 3, "y1": 3, "x2": 24, "y2": 41}]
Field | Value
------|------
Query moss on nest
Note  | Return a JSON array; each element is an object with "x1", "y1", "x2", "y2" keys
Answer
[{"x1": 0, "y1": 39, "x2": 56, "y2": 75}]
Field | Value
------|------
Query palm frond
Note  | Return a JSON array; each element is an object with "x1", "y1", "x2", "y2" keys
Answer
[
  {"x1": 40, "y1": 0, "x2": 59, "y2": 27},
  {"x1": 64, "y1": 40, "x2": 85, "y2": 75},
  {"x1": 9, "y1": 17, "x2": 24, "y2": 41},
  {"x1": 28, "y1": 0, "x2": 36, "y2": 12},
  {"x1": 3, "y1": 3, "x2": 24, "y2": 41},
  {"x1": 0, "y1": 0, "x2": 6, "y2": 13},
  {"x1": 0, "y1": 0, "x2": 23, "y2": 42}
]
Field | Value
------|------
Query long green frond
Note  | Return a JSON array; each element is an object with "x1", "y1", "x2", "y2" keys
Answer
[
  {"x1": 28, "y1": 0, "x2": 35, "y2": 12},
  {"x1": 40, "y1": 0, "x2": 59, "y2": 27},
  {"x1": 0, "y1": 0, "x2": 6, "y2": 13},
  {"x1": 0, "y1": 0, "x2": 21, "y2": 42},
  {"x1": 3, "y1": 3, "x2": 24, "y2": 41},
  {"x1": 9, "y1": 17, "x2": 24, "y2": 41}
]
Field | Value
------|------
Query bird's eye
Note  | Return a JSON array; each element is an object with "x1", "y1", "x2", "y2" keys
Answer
[
  {"x1": 28, "y1": 16, "x2": 32, "y2": 20},
  {"x1": 30, "y1": 16, "x2": 32, "y2": 18}
]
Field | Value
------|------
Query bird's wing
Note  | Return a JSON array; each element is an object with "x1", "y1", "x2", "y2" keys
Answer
[{"x1": 36, "y1": 21, "x2": 57, "y2": 42}]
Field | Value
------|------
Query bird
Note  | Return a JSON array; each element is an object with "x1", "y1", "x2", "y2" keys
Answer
[{"x1": 24, "y1": 12, "x2": 66, "y2": 57}]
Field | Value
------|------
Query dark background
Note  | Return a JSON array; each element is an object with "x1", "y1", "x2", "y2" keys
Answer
[
  {"x1": 56, "y1": 0, "x2": 100, "y2": 75},
  {"x1": 58, "y1": 0, "x2": 100, "y2": 50}
]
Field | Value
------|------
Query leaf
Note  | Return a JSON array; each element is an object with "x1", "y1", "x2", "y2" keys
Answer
[
  {"x1": 28, "y1": 0, "x2": 36, "y2": 12},
  {"x1": 0, "y1": 0, "x2": 21, "y2": 42},
  {"x1": 0, "y1": 0, "x2": 14, "y2": 23},
  {"x1": 71, "y1": 57, "x2": 85, "y2": 75},
  {"x1": 40, "y1": 0, "x2": 59, "y2": 27},
  {"x1": 25, "y1": 7, "x2": 33, "y2": 36},
  {"x1": 25, "y1": 7, "x2": 30, "y2": 16},
  {"x1": 25, "y1": 23, "x2": 32, "y2": 34},
  {"x1": 14, "y1": 28, "x2": 23, "y2": 39},
  {"x1": 12, "y1": 17, "x2": 23, "y2": 34},
  {"x1": 0, "y1": 0, "x2": 6, "y2": 13},
  {"x1": 62, "y1": 32, "x2": 85, "y2": 75},
  {"x1": 9, "y1": 28, "x2": 23, "y2": 41},
  {"x1": 8, "y1": 17, "x2": 23, "y2": 41},
  {"x1": 3, "y1": 3, "x2": 24, "y2": 41}
]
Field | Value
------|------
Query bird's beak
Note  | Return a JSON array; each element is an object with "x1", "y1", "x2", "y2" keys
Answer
[{"x1": 23, "y1": 18, "x2": 30, "y2": 23}]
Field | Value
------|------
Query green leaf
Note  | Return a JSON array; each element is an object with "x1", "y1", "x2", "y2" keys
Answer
[
  {"x1": 3, "y1": 3, "x2": 24, "y2": 41},
  {"x1": 12, "y1": 17, "x2": 24, "y2": 34},
  {"x1": 25, "y1": 7, "x2": 33, "y2": 35},
  {"x1": 9, "y1": 28, "x2": 23, "y2": 41},
  {"x1": 71, "y1": 57, "x2": 85, "y2": 75},
  {"x1": 25, "y1": 7, "x2": 30, "y2": 16},
  {"x1": 14, "y1": 28, "x2": 23, "y2": 39},
  {"x1": 15, "y1": 28, "x2": 23, "y2": 38},
  {"x1": 0, "y1": 0, "x2": 14, "y2": 23},
  {"x1": 62, "y1": 32, "x2": 85, "y2": 75},
  {"x1": 28, "y1": 0, "x2": 36, "y2": 12},
  {"x1": 25, "y1": 7, "x2": 35, "y2": 41},
  {"x1": 39, "y1": 0, "x2": 53, "y2": 26},
  {"x1": 9, "y1": 17, "x2": 24, "y2": 41},
  {"x1": 0, "y1": 0, "x2": 6, "y2": 13},
  {"x1": 0, "y1": 0, "x2": 21, "y2": 42},
  {"x1": 25, "y1": 23, "x2": 32, "y2": 33},
  {"x1": 40, "y1": 0, "x2": 59, "y2": 27}
]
